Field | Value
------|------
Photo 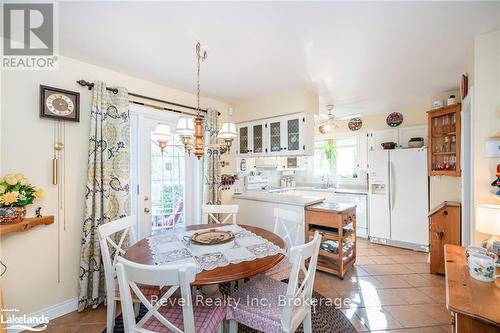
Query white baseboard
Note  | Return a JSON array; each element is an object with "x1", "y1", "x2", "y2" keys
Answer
[{"x1": 7, "y1": 298, "x2": 78, "y2": 333}]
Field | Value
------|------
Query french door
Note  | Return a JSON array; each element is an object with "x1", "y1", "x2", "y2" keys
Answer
[{"x1": 130, "y1": 105, "x2": 202, "y2": 238}]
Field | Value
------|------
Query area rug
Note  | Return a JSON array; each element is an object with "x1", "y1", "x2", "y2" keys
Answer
[{"x1": 108, "y1": 290, "x2": 356, "y2": 333}]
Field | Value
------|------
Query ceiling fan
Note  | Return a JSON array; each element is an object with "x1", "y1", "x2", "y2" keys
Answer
[{"x1": 318, "y1": 104, "x2": 340, "y2": 134}]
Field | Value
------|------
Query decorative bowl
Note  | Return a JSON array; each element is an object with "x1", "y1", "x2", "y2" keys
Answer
[
  {"x1": 0, "y1": 206, "x2": 26, "y2": 224},
  {"x1": 191, "y1": 229, "x2": 235, "y2": 245},
  {"x1": 185, "y1": 229, "x2": 236, "y2": 253},
  {"x1": 381, "y1": 142, "x2": 397, "y2": 150},
  {"x1": 408, "y1": 137, "x2": 424, "y2": 148}
]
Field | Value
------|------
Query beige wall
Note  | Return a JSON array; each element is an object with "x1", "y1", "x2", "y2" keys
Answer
[
  {"x1": 0, "y1": 55, "x2": 228, "y2": 315},
  {"x1": 232, "y1": 88, "x2": 319, "y2": 123},
  {"x1": 472, "y1": 31, "x2": 500, "y2": 244}
]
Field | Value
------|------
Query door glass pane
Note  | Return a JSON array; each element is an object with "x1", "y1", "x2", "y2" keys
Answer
[
  {"x1": 270, "y1": 122, "x2": 281, "y2": 152},
  {"x1": 253, "y1": 124, "x2": 263, "y2": 153},
  {"x1": 287, "y1": 118, "x2": 300, "y2": 151},
  {"x1": 239, "y1": 127, "x2": 249, "y2": 153},
  {"x1": 151, "y1": 133, "x2": 185, "y2": 234}
]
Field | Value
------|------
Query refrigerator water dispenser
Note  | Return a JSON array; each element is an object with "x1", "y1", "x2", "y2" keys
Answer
[{"x1": 371, "y1": 184, "x2": 386, "y2": 195}]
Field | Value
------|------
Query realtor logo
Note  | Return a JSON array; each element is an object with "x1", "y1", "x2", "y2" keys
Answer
[{"x1": 2, "y1": 2, "x2": 58, "y2": 69}]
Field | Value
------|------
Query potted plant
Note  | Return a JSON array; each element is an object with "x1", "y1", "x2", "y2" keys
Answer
[
  {"x1": 0, "y1": 173, "x2": 44, "y2": 224},
  {"x1": 320, "y1": 139, "x2": 337, "y2": 174}
]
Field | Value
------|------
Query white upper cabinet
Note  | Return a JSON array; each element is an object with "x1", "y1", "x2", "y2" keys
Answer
[
  {"x1": 283, "y1": 114, "x2": 304, "y2": 155},
  {"x1": 237, "y1": 124, "x2": 251, "y2": 155},
  {"x1": 237, "y1": 112, "x2": 313, "y2": 156},
  {"x1": 251, "y1": 122, "x2": 266, "y2": 156},
  {"x1": 357, "y1": 132, "x2": 369, "y2": 170},
  {"x1": 398, "y1": 125, "x2": 428, "y2": 147},
  {"x1": 267, "y1": 119, "x2": 284, "y2": 155},
  {"x1": 367, "y1": 125, "x2": 428, "y2": 151},
  {"x1": 367, "y1": 128, "x2": 399, "y2": 150}
]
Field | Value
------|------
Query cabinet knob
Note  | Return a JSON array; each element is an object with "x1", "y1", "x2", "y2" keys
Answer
[{"x1": 443, "y1": 210, "x2": 448, "y2": 216}]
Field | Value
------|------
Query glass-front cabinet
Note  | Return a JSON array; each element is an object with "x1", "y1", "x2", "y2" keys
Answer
[
  {"x1": 252, "y1": 123, "x2": 265, "y2": 155},
  {"x1": 266, "y1": 114, "x2": 305, "y2": 155},
  {"x1": 237, "y1": 124, "x2": 251, "y2": 155},
  {"x1": 427, "y1": 103, "x2": 461, "y2": 177},
  {"x1": 237, "y1": 112, "x2": 312, "y2": 156},
  {"x1": 285, "y1": 116, "x2": 301, "y2": 153},
  {"x1": 268, "y1": 120, "x2": 282, "y2": 153}
]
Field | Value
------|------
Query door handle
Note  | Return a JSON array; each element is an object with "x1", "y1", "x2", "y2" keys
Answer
[
  {"x1": 144, "y1": 207, "x2": 150, "y2": 213},
  {"x1": 390, "y1": 161, "x2": 396, "y2": 209}
]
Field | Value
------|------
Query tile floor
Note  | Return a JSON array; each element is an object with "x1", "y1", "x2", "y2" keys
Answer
[
  {"x1": 46, "y1": 238, "x2": 452, "y2": 332},
  {"x1": 314, "y1": 238, "x2": 452, "y2": 332}
]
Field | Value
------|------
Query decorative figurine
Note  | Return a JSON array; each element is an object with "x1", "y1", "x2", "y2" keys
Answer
[{"x1": 491, "y1": 164, "x2": 500, "y2": 196}]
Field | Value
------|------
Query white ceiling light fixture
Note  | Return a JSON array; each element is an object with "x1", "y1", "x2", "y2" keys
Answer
[
  {"x1": 318, "y1": 104, "x2": 339, "y2": 134},
  {"x1": 218, "y1": 107, "x2": 237, "y2": 139},
  {"x1": 153, "y1": 123, "x2": 172, "y2": 152},
  {"x1": 176, "y1": 116, "x2": 195, "y2": 136},
  {"x1": 218, "y1": 122, "x2": 237, "y2": 139}
]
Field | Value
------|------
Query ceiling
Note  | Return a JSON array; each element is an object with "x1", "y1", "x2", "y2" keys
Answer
[{"x1": 59, "y1": 1, "x2": 500, "y2": 116}]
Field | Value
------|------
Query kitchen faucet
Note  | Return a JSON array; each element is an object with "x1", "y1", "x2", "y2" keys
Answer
[{"x1": 321, "y1": 174, "x2": 333, "y2": 189}]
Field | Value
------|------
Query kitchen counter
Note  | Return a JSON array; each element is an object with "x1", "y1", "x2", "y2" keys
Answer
[
  {"x1": 306, "y1": 201, "x2": 357, "y2": 213},
  {"x1": 294, "y1": 186, "x2": 368, "y2": 195},
  {"x1": 232, "y1": 191, "x2": 325, "y2": 207}
]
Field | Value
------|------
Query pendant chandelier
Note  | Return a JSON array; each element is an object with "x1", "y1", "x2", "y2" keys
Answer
[{"x1": 153, "y1": 42, "x2": 237, "y2": 159}]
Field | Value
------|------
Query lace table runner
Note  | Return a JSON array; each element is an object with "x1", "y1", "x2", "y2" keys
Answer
[{"x1": 147, "y1": 225, "x2": 285, "y2": 273}]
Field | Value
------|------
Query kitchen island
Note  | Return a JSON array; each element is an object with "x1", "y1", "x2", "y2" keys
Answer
[
  {"x1": 306, "y1": 202, "x2": 357, "y2": 278},
  {"x1": 231, "y1": 190, "x2": 326, "y2": 243}
]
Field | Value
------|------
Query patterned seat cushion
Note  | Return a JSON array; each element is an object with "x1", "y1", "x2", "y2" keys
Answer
[
  {"x1": 114, "y1": 278, "x2": 166, "y2": 301},
  {"x1": 226, "y1": 275, "x2": 290, "y2": 333},
  {"x1": 264, "y1": 258, "x2": 293, "y2": 282},
  {"x1": 143, "y1": 298, "x2": 226, "y2": 333}
]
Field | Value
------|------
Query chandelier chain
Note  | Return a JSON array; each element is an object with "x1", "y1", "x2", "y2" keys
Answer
[{"x1": 196, "y1": 42, "x2": 207, "y2": 114}]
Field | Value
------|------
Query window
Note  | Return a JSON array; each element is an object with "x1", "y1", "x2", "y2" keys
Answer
[{"x1": 313, "y1": 137, "x2": 357, "y2": 178}]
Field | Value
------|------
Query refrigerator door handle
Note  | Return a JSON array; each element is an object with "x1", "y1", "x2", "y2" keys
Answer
[{"x1": 390, "y1": 161, "x2": 396, "y2": 209}]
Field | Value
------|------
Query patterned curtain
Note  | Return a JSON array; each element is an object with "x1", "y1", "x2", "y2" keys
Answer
[
  {"x1": 203, "y1": 108, "x2": 222, "y2": 207},
  {"x1": 78, "y1": 82, "x2": 130, "y2": 311}
]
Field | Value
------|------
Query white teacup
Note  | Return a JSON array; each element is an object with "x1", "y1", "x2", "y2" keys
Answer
[
  {"x1": 466, "y1": 246, "x2": 487, "y2": 264},
  {"x1": 468, "y1": 253, "x2": 500, "y2": 282}
]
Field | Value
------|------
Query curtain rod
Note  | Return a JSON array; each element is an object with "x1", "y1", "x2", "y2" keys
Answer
[{"x1": 76, "y1": 80, "x2": 213, "y2": 116}]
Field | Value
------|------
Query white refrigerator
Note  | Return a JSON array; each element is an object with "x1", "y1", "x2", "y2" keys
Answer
[{"x1": 368, "y1": 148, "x2": 429, "y2": 251}]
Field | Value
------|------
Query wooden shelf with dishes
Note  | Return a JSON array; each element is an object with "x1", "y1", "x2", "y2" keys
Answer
[
  {"x1": 305, "y1": 202, "x2": 356, "y2": 279},
  {"x1": 0, "y1": 216, "x2": 54, "y2": 237},
  {"x1": 427, "y1": 103, "x2": 461, "y2": 177}
]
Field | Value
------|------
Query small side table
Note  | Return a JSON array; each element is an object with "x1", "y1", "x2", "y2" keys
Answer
[{"x1": 444, "y1": 244, "x2": 500, "y2": 332}]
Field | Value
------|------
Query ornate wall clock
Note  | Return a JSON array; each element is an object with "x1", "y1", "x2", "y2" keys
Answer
[{"x1": 40, "y1": 85, "x2": 80, "y2": 122}]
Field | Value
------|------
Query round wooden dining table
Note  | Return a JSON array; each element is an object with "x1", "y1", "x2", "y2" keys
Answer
[{"x1": 123, "y1": 223, "x2": 285, "y2": 286}]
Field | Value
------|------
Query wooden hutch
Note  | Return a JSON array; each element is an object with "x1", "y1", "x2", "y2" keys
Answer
[{"x1": 427, "y1": 103, "x2": 461, "y2": 177}]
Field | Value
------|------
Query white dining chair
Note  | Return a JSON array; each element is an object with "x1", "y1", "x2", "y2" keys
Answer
[
  {"x1": 265, "y1": 208, "x2": 304, "y2": 281},
  {"x1": 116, "y1": 256, "x2": 225, "y2": 333},
  {"x1": 98, "y1": 216, "x2": 162, "y2": 333},
  {"x1": 202, "y1": 204, "x2": 239, "y2": 224},
  {"x1": 227, "y1": 231, "x2": 322, "y2": 333}
]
